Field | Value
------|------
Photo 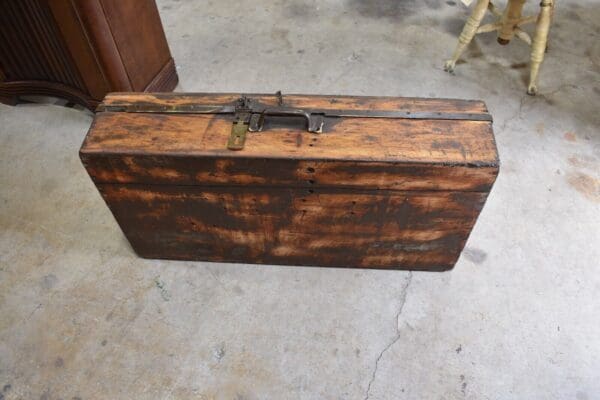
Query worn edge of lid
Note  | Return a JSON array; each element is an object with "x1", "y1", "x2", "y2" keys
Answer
[
  {"x1": 83, "y1": 93, "x2": 498, "y2": 173},
  {"x1": 100, "y1": 92, "x2": 490, "y2": 113}
]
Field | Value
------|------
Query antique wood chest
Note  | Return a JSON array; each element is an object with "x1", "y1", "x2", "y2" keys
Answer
[{"x1": 80, "y1": 92, "x2": 499, "y2": 271}]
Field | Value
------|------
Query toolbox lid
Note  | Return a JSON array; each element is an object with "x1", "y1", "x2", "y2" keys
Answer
[{"x1": 80, "y1": 93, "x2": 499, "y2": 192}]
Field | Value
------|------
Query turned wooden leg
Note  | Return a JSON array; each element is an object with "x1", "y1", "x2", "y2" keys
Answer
[
  {"x1": 444, "y1": 0, "x2": 491, "y2": 73},
  {"x1": 528, "y1": 0, "x2": 554, "y2": 95},
  {"x1": 498, "y1": 0, "x2": 526, "y2": 44}
]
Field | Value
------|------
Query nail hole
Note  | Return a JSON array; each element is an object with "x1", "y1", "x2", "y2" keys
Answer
[
  {"x1": 307, "y1": 167, "x2": 315, "y2": 173},
  {"x1": 308, "y1": 189, "x2": 314, "y2": 194},
  {"x1": 308, "y1": 180, "x2": 315, "y2": 184}
]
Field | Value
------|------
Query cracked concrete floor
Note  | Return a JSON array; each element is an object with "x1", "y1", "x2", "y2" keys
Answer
[{"x1": 1, "y1": 1, "x2": 599, "y2": 399}]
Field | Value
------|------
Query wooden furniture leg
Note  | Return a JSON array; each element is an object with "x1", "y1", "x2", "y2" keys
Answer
[
  {"x1": 498, "y1": 0, "x2": 526, "y2": 44},
  {"x1": 444, "y1": 0, "x2": 491, "y2": 73},
  {"x1": 528, "y1": 0, "x2": 554, "y2": 95}
]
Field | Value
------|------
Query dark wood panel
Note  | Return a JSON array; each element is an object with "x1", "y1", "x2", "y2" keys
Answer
[
  {"x1": 66, "y1": 0, "x2": 132, "y2": 91},
  {"x1": 0, "y1": 0, "x2": 84, "y2": 88},
  {"x1": 0, "y1": 0, "x2": 177, "y2": 109},
  {"x1": 99, "y1": 0, "x2": 172, "y2": 91},
  {"x1": 46, "y1": 0, "x2": 111, "y2": 100},
  {"x1": 98, "y1": 184, "x2": 489, "y2": 270},
  {"x1": 80, "y1": 154, "x2": 498, "y2": 192}
]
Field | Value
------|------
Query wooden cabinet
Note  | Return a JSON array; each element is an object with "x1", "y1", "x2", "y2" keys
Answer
[{"x1": 0, "y1": 0, "x2": 178, "y2": 110}]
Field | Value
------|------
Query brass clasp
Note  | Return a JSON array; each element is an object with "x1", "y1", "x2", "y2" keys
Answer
[{"x1": 227, "y1": 112, "x2": 250, "y2": 151}]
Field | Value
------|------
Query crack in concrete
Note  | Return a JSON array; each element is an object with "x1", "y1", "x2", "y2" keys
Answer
[
  {"x1": 499, "y1": 80, "x2": 586, "y2": 134},
  {"x1": 363, "y1": 271, "x2": 413, "y2": 400},
  {"x1": 499, "y1": 94, "x2": 528, "y2": 134}
]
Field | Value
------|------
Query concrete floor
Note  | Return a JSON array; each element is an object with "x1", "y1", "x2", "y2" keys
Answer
[{"x1": 1, "y1": 1, "x2": 599, "y2": 399}]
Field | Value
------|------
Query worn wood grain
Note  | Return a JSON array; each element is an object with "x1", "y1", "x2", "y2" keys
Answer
[
  {"x1": 101, "y1": 92, "x2": 491, "y2": 114},
  {"x1": 84, "y1": 93, "x2": 497, "y2": 165},
  {"x1": 82, "y1": 112, "x2": 497, "y2": 165},
  {"x1": 98, "y1": 184, "x2": 489, "y2": 270},
  {"x1": 82, "y1": 93, "x2": 499, "y2": 270},
  {"x1": 81, "y1": 155, "x2": 498, "y2": 192}
]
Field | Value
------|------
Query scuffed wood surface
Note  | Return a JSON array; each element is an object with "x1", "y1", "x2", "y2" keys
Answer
[
  {"x1": 98, "y1": 184, "x2": 489, "y2": 270},
  {"x1": 83, "y1": 92, "x2": 498, "y2": 167},
  {"x1": 101, "y1": 92, "x2": 490, "y2": 113},
  {"x1": 82, "y1": 113, "x2": 497, "y2": 166},
  {"x1": 81, "y1": 155, "x2": 498, "y2": 191},
  {"x1": 82, "y1": 93, "x2": 499, "y2": 270}
]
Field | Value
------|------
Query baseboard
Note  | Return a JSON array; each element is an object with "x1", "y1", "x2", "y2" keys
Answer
[{"x1": 144, "y1": 58, "x2": 178, "y2": 92}]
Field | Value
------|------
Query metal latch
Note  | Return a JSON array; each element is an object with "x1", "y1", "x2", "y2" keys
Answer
[
  {"x1": 227, "y1": 113, "x2": 250, "y2": 151},
  {"x1": 226, "y1": 95, "x2": 325, "y2": 150}
]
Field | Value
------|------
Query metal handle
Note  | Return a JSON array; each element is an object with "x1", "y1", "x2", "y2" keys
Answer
[
  {"x1": 227, "y1": 109, "x2": 324, "y2": 151},
  {"x1": 248, "y1": 108, "x2": 324, "y2": 133}
]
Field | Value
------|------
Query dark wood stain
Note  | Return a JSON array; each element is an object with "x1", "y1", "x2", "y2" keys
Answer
[
  {"x1": 81, "y1": 93, "x2": 499, "y2": 270},
  {"x1": 96, "y1": 184, "x2": 488, "y2": 270}
]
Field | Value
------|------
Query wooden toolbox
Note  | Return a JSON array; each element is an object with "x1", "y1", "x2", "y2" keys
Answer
[{"x1": 80, "y1": 92, "x2": 499, "y2": 270}]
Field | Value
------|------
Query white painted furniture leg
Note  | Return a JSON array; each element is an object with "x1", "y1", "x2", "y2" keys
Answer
[
  {"x1": 444, "y1": 0, "x2": 491, "y2": 73},
  {"x1": 528, "y1": 0, "x2": 554, "y2": 95}
]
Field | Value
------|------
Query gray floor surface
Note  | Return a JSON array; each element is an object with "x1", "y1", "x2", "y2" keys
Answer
[{"x1": 1, "y1": 1, "x2": 599, "y2": 399}]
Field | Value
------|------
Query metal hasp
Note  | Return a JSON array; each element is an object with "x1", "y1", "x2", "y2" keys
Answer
[
  {"x1": 97, "y1": 93, "x2": 494, "y2": 151},
  {"x1": 228, "y1": 95, "x2": 325, "y2": 150},
  {"x1": 227, "y1": 114, "x2": 250, "y2": 150},
  {"x1": 227, "y1": 97, "x2": 252, "y2": 151}
]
